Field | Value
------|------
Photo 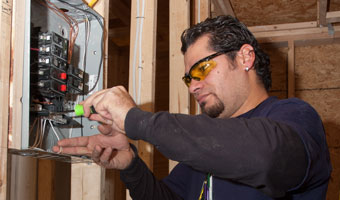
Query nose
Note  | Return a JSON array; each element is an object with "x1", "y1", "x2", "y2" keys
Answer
[{"x1": 189, "y1": 79, "x2": 203, "y2": 94}]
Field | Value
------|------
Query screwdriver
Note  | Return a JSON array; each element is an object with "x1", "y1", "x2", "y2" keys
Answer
[{"x1": 74, "y1": 104, "x2": 97, "y2": 116}]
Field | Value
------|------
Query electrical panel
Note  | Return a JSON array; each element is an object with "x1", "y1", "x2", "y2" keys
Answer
[{"x1": 12, "y1": 0, "x2": 105, "y2": 160}]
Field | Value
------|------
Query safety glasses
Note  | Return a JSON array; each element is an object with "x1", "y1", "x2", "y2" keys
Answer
[{"x1": 182, "y1": 51, "x2": 227, "y2": 87}]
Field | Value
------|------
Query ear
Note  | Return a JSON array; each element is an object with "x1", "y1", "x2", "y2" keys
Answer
[{"x1": 238, "y1": 44, "x2": 255, "y2": 71}]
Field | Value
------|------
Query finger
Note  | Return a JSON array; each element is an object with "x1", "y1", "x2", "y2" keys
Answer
[
  {"x1": 82, "y1": 89, "x2": 108, "y2": 117},
  {"x1": 57, "y1": 137, "x2": 89, "y2": 147},
  {"x1": 100, "y1": 147, "x2": 113, "y2": 167},
  {"x1": 89, "y1": 114, "x2": 113, "y2": 125},
  {"x1": 56, "y1": 147, "x2": 91, "y2": 155},
  {"x1": 97, "y1": 124, "x2": 113, "y2": 135},
  {"x1": 52, "y1": 146, "x2": 60, "y2": 153},
  {"x1": 92, "y1": 145, "x2": 103, "y2": 164}
]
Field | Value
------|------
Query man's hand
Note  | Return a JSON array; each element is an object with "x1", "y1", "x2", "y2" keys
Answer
[
  {"x1": 81, "y1": 86, "x2": 136, "y2": 133},
  {"x1": 52, "y1": 130, "x2": 134, "y2": 170}
]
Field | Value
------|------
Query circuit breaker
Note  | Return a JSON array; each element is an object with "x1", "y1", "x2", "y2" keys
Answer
[{"x1": 12, "y1": 0, "x2": 105, "y2": 160}]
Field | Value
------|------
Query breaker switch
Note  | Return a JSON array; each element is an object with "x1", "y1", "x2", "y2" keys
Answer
[
  {"x1": 59, "y1": 72, "x2": 67, "y2": 80},
  {"x1": 60, "y1": 84, "x2": 67, "y2": 92}
]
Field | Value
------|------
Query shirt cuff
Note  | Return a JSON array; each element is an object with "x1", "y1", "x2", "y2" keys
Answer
[{"x1": 124, "y1": 107, "x2": 153, "y2": 140}]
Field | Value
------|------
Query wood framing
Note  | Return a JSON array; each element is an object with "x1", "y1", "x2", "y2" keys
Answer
[
  {"x1": 194, "y1": 0, "x2": 211, "y2": 23},
  {"x1": 169, "y1": 0, "x2": 190, "y2": 171},
  {"x1": 0, "y1": 0, "x2": 13, "y2": 199},
  {"x1": 326, "y1": 11, "x2": 340, "y2": 24},
  {"x1": 288, "y1": 40, "x2": 295, "y2": 98},
  {"x1": 211, "y1": 0, "x2": 235, "y2": 17},
  {"x1": 317, "y1": 0, "x2": 328, "y2": 27},
  {"x1": 38, "y1": 160, "x2": 55, "y2": 200},
  {"x1": 128, "y1": 0, "x2": 157, "y2": 170},
  {"x1": 71, "y1": 162, "x2": 105, "y2": 200},
  {"x1": 9, "y1": 156, "x2": 37, "y2": 200},
  {"x1": 249, "y1": 21, "x2": 317, "y2": 33},
  {"x1": 254, "y1": 25, "x2": 340, "y2": 44},
  {"x1": 8, "y1": 0, "x2": 27, "y2": 150}
]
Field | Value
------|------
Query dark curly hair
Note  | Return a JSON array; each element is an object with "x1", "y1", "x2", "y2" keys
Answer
[{"x1": 181, "y1": 15, "x2": 272, "y2": 91}]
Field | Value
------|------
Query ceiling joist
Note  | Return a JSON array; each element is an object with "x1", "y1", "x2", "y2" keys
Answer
[
  {"x1": 211, "y1": 0, "x2": 235, "y2": 17},
  {"x1": 249, "y1": 21, "x2": 317, "y2": 33},
  {"x1": 326, "y1": 11, "x2": 340, "y2": 24},
  {"x1": 317, "y1": 0, "x2": 328, "y2": 27},
  {"x1": 254, "y1": 25, "x2": 340, "y2": 45}
]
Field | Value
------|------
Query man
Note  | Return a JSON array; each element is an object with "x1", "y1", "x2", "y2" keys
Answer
[{"x1": 54, "y1": 15, "x2": 331, "y2": 199}]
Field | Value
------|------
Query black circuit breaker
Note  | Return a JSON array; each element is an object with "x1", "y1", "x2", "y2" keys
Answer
[{"x1": 31, "y1": 31, "x2": 86, "y2": 113}]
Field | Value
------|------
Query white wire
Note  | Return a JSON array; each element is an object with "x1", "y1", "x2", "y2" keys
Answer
[
  {"x1": 42, "y1": 119, "x2": 47, "y2": 139},
  {"x1": 197, "y1": 0, "x2": 201, "y2": 23},
  {"x1": 132, "y1": 0, "x2": 141, "y2": 101},
  {"x1": 40, "y1": 118, "x2": 44, "y2": 137},
  {"x1": 49, "y1": 120, "x2": 61, "y2": 141},
  {"x1": 131, "y1": 0, "x2": 146, "y2": 105},
  {"x1": 137, "y1": 0, "x2": 145, "y2": 105}
]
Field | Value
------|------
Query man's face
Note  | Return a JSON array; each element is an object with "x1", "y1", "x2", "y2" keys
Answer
[{"x1": 184, "y1": 35, "x2": 250, "y2": 118}]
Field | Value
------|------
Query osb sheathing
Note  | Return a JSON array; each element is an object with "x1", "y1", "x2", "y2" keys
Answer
[
  {"x1": 225, "y1": 0, "x2": 340, "y2": 26},
  {"x1": 231, "y1": 0, "x2": 317, "y2": 26},
  {"x1": 294, "y1": 44, "x2": 340, "y2": 199},
  {"x1": 295, "y1": 44, "x2": 340, "y2": 89}
]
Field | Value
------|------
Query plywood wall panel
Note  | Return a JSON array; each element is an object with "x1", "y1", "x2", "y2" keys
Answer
[
  {"x1": 230, "y1": 0, "x2": 316, "y2": 26},
  {"x1": 295, "y1": 44, "x2": 340, "y2": 89},
  {"x1": 330, "y1": 0, "x2": 340, "y2": 11},
  {"x1": 296, "y1": 89, "x2": 340, "y2": 200}
]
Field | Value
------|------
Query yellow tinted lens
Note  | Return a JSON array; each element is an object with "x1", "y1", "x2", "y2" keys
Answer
[
  {"x1": 182, "y1": 76, "x2": 191, "y2": 87},
  {"x1": 190, "y1": 60, "x2": 217, "y2": 81}
]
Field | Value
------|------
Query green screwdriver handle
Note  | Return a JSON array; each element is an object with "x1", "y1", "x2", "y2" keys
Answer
[{"x1": 74, "y1": 104, "x2": 97, "y2": 116}]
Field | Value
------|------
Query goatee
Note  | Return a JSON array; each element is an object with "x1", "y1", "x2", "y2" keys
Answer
[{"x1": 200, "y1": 94, "x2": 224, "y2": 118}]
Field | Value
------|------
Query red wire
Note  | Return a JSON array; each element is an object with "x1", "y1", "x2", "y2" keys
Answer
[{"x1": 31, "y1": 48, "x2": 40, "y2": 51}]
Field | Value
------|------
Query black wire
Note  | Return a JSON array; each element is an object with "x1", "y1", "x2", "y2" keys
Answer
[{"x1": 55, "y1": 0, "x2": 104, "y2": 94}]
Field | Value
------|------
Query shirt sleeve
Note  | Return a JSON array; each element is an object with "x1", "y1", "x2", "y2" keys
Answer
[
  {"x1": 120, "y1": 144, "x2": 184, "y2": 200},
  {"x1": 124, "y1": 107, "x2": 308, "y2": 198}
]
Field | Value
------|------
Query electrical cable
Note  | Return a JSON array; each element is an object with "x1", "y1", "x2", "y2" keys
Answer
[
  {"x1": 49, "y1": 120, "x2": 61, "y2": 141},
  {"x1": 137, "y1": 0, "x2": 146, "y2": 105},
  {"x1": 132, "y1": 0, "x2": 140, "y2": 101},
  {"x1": 53, "y1": 0, "x2": 104, "y2": 138},
  {"x1": 131, "y1": 0, "x2": 145, "y2": 105},
  {"x1": 39, "y1": 0, "x2": 79, "y2": 64},
  {"x1": 55, "y1": 0, "x2": 104, "y2": 94}
]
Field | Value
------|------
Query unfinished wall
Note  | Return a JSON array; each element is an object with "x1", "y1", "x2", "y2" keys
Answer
[
  {"x1": 265, "y1": 43, "x2": 340, "y2": 199},
  {"x1": 229, "y1": 0, "x2": 340, "y2": 26},
  {"x1": 294, "y1": 43, "x2": 340, "y2": 200}
]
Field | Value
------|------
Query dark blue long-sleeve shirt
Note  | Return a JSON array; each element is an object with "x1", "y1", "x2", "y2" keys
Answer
[{"x1": 121, "y1": 97, "x2": 331, "y2": 199}]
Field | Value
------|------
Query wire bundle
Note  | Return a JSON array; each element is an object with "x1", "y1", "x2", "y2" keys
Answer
[
  {"x1": 38, "y1": 0, "x2": 79, "y2": 64},
  {"x1": 29, "y1": 117, "x2": 61, "y2": 149},
  {"x1": 55, "y1": 0, "x2": 104, "y2": 94}
]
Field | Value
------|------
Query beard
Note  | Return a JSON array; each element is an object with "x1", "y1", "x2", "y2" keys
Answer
[{"x1": 200, "y1": 94, "x2": 225, "y2": 118}]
